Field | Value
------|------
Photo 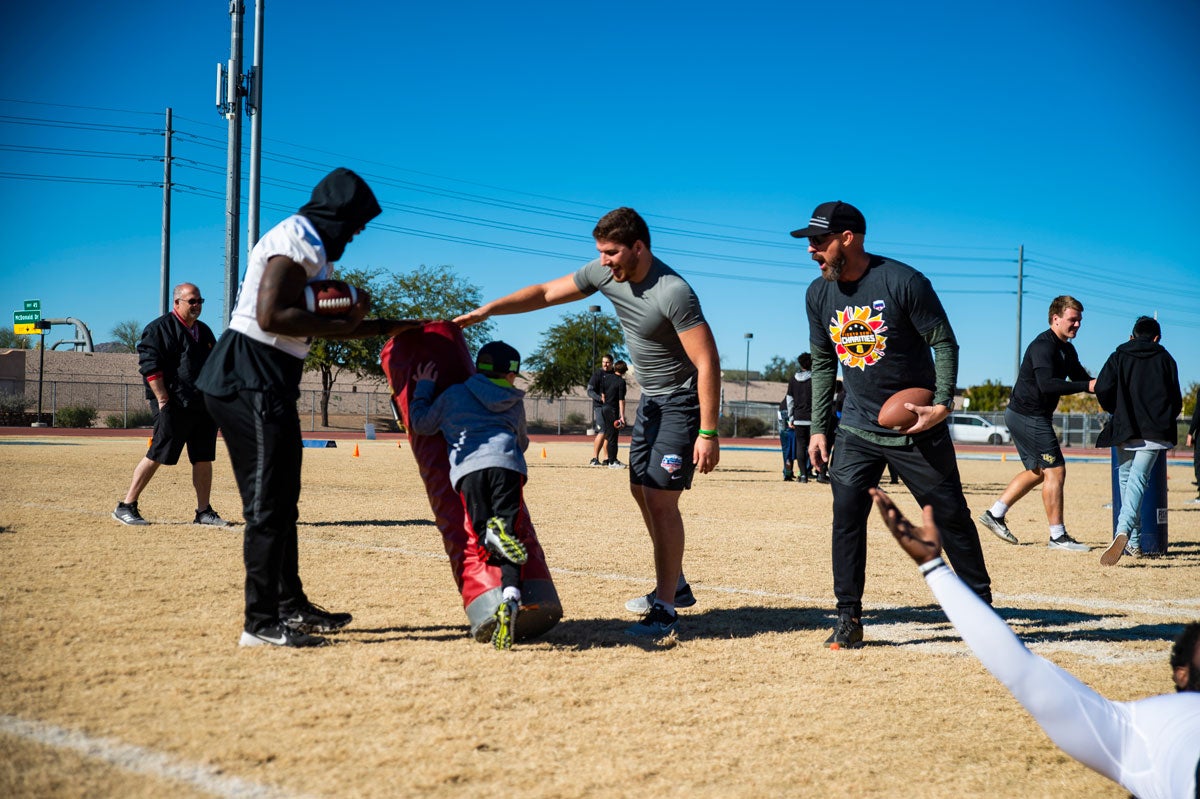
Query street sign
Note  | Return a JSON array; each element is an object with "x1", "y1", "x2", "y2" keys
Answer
[
  {"x1": 23, "y1": 299, "x2": 40, "y2": 312},
  {"x1": 14, "y1": 310, "x2": 41, "y2": 324},
  {"x1": 13, "y1": 323, "x2": 39, "y2": 335}
]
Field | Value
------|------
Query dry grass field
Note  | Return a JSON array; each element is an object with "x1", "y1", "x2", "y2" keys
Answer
[{"x1": 1, "y1": 434, "x2": 1197, "y2": 798}]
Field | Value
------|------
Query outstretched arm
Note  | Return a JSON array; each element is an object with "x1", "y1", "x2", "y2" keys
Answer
[
  {"x1": 870, "y1": 489, "x2": 1132, "y2": 788},
  {"x1": 454, "y1": 274, "x2": 585, "y2": 328}
]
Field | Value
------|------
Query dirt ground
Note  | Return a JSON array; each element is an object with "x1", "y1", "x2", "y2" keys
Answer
[{"x1": 1, "y1": 434, "x2": 1197, "y2": 798}]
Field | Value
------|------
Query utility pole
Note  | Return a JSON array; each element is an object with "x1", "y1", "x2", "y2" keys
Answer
[
  {"x1": 744, "y1": 332, "x2": 753, "y2": 404},
  {"x1": 1015, "y1": 244, "x2": 1023, "y2": 383},
  {"x1": 159, "y1": 107, "x2": 173, "y2": 317},
  {"x1": 589, "y1": 305, "x2": 601, "y2": 370},
  {"x1": 217, "y1": 1, "x2": 247, "y2": 326},
  {"x1": 246, "y1": 0, "x2": 264, "y2": 261}
]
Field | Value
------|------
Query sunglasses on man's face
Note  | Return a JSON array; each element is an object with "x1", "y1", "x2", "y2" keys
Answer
[
  {"x1": 178, "y1": 298, "x2": 204, "y2": 306},
  {"x1": 807, "y1": 232, "x2": 839, "y2": 248}
]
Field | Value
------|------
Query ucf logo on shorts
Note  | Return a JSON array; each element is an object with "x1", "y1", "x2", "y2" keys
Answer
[{"x1": 829, "y1": 306, "x2": 888, "y2": 370}]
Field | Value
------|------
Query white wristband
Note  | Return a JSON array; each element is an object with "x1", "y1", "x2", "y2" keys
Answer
[{"x1": 919, "y1": 557, "x2": 947, "y2": 577}]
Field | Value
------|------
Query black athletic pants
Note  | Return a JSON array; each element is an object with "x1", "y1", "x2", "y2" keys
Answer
[
  {"x1": 829, "y1": 427, "x2": 992, "y2": 618},
  {"x1": 458, "y1": 467, "x2": 523, "y2": 591},
  {"x1": 205, "y1": 390, "x2": 308, "y2": 633}
]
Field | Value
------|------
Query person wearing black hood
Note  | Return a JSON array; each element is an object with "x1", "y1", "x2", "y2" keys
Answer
[
  {"x1": 1094, "y1": 316, "x2": 1182, "y2": 565},
  {"x1": 198, "y1": 168, "x2": 422, "y2": 648}
]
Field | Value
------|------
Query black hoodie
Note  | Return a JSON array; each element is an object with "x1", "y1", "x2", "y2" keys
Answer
[
  {"x1": 1094, "y1": 336, "x2": 1182, "y2": 447},
  {"x1": 299, "y1": 168, "x2": 381, "y2": 263}
]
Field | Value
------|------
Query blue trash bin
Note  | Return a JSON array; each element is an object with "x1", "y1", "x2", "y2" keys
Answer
[{"x1": 1109, "y1": 448, "x2": 1169, "y2": 555}]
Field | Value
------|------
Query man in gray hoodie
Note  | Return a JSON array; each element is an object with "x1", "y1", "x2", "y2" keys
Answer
[{"x1": 408, "y1": 340, "x2": 531, "y2": 650}]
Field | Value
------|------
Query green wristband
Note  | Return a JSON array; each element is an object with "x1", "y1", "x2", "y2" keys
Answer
[{"x1": 698, "y1": 428, "x2": 718, "y2": 436}]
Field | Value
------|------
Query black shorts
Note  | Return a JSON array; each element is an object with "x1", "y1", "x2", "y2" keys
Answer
[
  {"x1": 593, "y1": 406, "x2": 606, "y2": 432},
  {"x1": 146, "y1": 400, "x2": 218, "y2": 466},
  {"x1": 628, "y1": 390, "x2": 700, "y2": 491},
  {"x1": 1004, "y1": 408, "x2": 1064, "y2": 470}
]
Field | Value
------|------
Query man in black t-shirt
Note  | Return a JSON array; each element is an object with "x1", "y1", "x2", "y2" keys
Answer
[
  {"x1": 978, "y1": 296, "x2": 1095, "y2": 552},
  {"x1": 586, "y1": 354, "x2": 614, "y2": 466},
  {"x1": 797, "y1": 201, "x2": 991, "y2": 650},
  {"x1": 598, "y1": 360, "x2": 629, "y2": 467}
]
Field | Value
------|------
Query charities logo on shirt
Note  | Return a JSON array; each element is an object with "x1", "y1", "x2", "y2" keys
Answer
[{"x1": 829, "y1": 306, "x2": 888, "y2": 370}]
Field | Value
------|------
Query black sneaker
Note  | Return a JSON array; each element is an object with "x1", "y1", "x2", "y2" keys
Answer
[
  {"x1": 815, "y1": 472, "x2": 830, "y2": 484},
  {"x1": 978, "y1": 510, "x2": 1018, "y2": 544},
  {"x1": 239, "y1": 623, "x2": 328, "y2": 648},
  {"x1": 625, "y1": 603, "x2": 678, "y2": 639},
  {"x1": 113, "y1": 501, "x2": 149, "y2": 526},
  {"x1": 281, "y1": 601, "x2": 353, "y2": 633},
  {"x1": 625, "y1": 583, "x2": 696, "y2": 613},
  {"x1": 824, "y1": 615, "x2": 863, "y2": 649},
  {"x1": 589, "y1": 458, "x2": 603, "y2": 467},
  {"x1": 193, "y1": 505, "x2": 232, "y2": 527}
]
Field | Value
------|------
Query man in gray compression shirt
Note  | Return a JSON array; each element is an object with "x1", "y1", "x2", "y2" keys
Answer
[
  {"x1": 456, "y1": 207, "x2": 721, "y2": 641},
  {"x1": 871, "y1": 487, "x2": 1200, "y2": 799}
]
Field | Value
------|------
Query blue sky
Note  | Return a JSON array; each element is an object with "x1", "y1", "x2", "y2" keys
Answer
[{"x1": 2, "y1": 1, "x2": 1198, "y2": 391}]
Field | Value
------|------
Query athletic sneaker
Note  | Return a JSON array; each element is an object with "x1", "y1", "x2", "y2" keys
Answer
[
  {"x1": 113, "y1": 501, "x2": 149, "y2": 526},
  {"x1": 1126, "y1": 545, "x2": 1142, "y2": 559},
  {"x1": 193, "y1": 505, "x2": 231, "y2": 527},
  {"x1": 625, "y1": 583, "x2": 696, "y2": 613},
  {"x1": 281, "y1": 601, "x2": 353, "y2": 633},
  {"x1": 825, "y1": 615, "x2": 864, "y2": 649},
  {"x1": 606, "y1": 460, "x2": 627, "y2": 470},
  {"x1": 589, "y1": 458, "x2": 603, "y2": 467},
  {"x1": 492, "y1": 598, "x2": 518, "y2": 651},
  {"x1": 482, "y1": 517, "x2": 528, "y2": 565},
  {"x1": 1048, "y1": 532, "x2": 1089, "y2": 552},
  {"x1": 625, "y1": 603, "x2": 678, "y2": 639},
  {"x1": 978, "y1": 510, "x2": 1018, "y2": 544},
  {"x1": 239, "y1": 623, "x2": 328, "y2": 648},
  {"x1": 1100, "y1": 533, "x2": 1128, "y2": 566}
]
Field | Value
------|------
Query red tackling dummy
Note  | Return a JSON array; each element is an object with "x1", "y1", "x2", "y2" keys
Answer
[{"x1": 381, "y1": 321, "x2": 562, "y2": 642}]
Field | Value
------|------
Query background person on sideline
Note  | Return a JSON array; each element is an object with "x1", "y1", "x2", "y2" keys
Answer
[
  {"x1": 599, "y1": 359, "x2": 629, "y2": 468},
  {"x1": 455, "y1": 207, "x2": 719, "y2": 640},
  {"x1": 978, "y1": 296, "x2": 1096, "y2": 551},
  {"x1": 587, "y1": 354, "x2": 614, "y2": 466},
  {"x1": 1188, "y1": 392, "x2": 1200, "y2": 505},
  {"x1": 113, "y1": 282, "x2": 229, "y2": 528},
  {"x1": 872, "y1": 487, "x2": 1200, "y2": 799},
  {"x1": 197, "y1": 168, "x2": 421, "y2": 649},
  {"x1": 798, "y1": 200, "x2": 991, "y2": 650},
  {"x1": 786, "y1": 353, "x2": 814, "y2": 482},
  {"x1": 1094, "y1": 316, "x2": 1182, "y2": 565}
]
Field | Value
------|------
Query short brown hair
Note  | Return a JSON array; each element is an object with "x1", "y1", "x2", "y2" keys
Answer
[
  {"x1": 1048, "y1": 295, "x2": 1083, "y2": 324},
  {"x1": 593, "y1": 207, "x2": 650, "y2": 250}
]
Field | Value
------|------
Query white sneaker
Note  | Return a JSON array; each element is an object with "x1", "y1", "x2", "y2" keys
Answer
[{"x1": 1048, "y1": 532, "x2": 1089, "y2": 552}]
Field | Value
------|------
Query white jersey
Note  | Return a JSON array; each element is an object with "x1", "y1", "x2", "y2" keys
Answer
[
  {"x1": 926, "y1": 565, "x2": 1200, "y2": 799},
  {"x1": 228, "y1": 214, "x2": 331, "y2": 359}
]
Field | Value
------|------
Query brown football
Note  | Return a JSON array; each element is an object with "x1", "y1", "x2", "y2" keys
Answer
[
  {"x1": 877, "y1": 387, "x2": 935, "y2": 430},
  {"x1": 303, "y1": 280, "x2": 359, "y2": 316}
]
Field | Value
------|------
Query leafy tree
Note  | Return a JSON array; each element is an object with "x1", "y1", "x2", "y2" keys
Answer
[
  {"x1": 110, "y1": 320, "x2": 142, "y2": 353},
  {"x1": 0, "y1": 328, "x2": 31, "y2": 349},
  {"x1": 761, "y1": 355, "x2": 794, "y2": 382},
  {"x1": 1183, "y1": 381, "x2": 1199, "y2": 419},
  {"x1": 524, "y1": 310, "x2": 626, "y2": 398},
  {"x1": 1057, "y1": 391, "x2": 1100, "y2": 413},
  {"x1": 304, "y1": 264, "x2": 492, "y2": 426},
  {"x1": 965, "y1": 380, "x2": 1011, "y2": 412}
]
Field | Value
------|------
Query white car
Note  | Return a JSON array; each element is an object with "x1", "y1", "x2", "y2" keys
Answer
[{"x1": 947, "y1": 413, "x2": 1011, "y2": 445}]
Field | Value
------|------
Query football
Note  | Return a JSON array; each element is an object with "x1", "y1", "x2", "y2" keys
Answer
[
  {"x1": 877, "y1": 387, "x2": 935, "y2": 430},
  {"x1": 303, "y1": 280, "x2": 359, "y2": 316}
]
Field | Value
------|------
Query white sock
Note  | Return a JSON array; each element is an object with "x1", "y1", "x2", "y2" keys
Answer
[
  {"x1": 653, "y1": 600, "x2": 676, "y2": 615},
  {"x1": 1049, "y1": 524, "x2": 1066, "y2": 539},
  {"x1": 989, "y1": 501, "x2": 1009, "y2": 518},
  {"x1": 502, "y1": 586, "x2": 521, "y2": 603}
]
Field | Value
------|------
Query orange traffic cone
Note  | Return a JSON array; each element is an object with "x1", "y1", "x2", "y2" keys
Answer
[
  {"x1": 146, "y1": 437, "x2": 152, "y2": 447},
  {"x1": 541, "y1": 447, "x2": 547, "y2": 459},
  {"x1": 353, "y1": 444, "x2": 360, "y2": 458}
]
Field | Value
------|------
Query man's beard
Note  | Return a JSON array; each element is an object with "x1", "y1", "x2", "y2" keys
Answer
[{"x1": 820, "y1": 253, "x2": 847, "y2": 282}]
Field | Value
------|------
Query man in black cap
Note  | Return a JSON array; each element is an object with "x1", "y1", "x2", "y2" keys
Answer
[
  {"x1": 795, "y1": 200, "x2": 992, "y2": 649},
  {"x1": 198, "y1": 168, "x2": 421, "y2": 648}
]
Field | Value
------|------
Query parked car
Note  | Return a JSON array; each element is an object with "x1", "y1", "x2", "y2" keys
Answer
[{"x1": 947, "y1": 413, "x2": 1011, "y2": 445}]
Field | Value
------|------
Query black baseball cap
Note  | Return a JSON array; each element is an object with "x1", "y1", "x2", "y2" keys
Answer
[
  {"x1": 790, "y1": 201, "x2": 866, "y2": 238},
  {"x1": 476, "y1": 341, "x2": 521, "y2": 376}
]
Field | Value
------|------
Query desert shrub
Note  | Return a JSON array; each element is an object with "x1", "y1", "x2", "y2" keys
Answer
[
  {"x1": 718, "y1": 415, "x2": 770, "y2": 438},
  {"x1": 55, "y1": 405, "x2": 98, "y2": 428},
  {"x1": 105, "y1": 409, "x2": 155, "y2": 429},
  {"x1": 566, "y1": 412, "x2": 586, "y2": 426},
  {"x1": 0, "y1": 392, "x2": 30, "y2": 424}
]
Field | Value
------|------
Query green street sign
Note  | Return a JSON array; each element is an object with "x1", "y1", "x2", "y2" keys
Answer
[
  {"x1": 14, "y1": 310, "x2": 41, "y2": 324},
  {"x1": 23, "y1": 299, "x2": 40, "y2": 312}
]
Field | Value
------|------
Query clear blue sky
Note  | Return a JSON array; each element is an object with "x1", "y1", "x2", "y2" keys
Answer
[{"x1": 2, "y1": 1, "x2": 1198, "y2": 391}]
